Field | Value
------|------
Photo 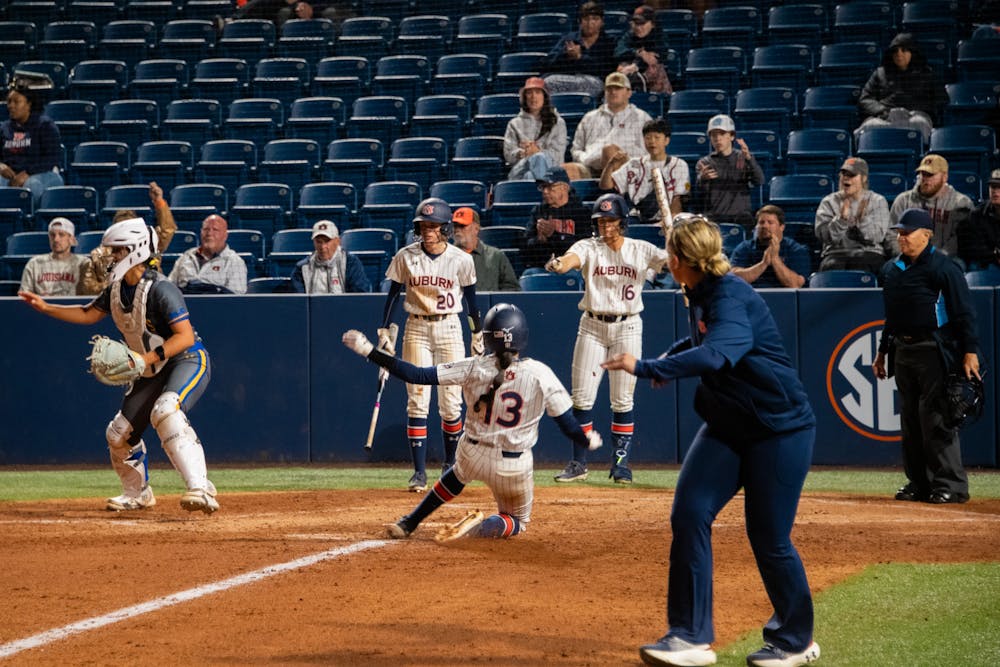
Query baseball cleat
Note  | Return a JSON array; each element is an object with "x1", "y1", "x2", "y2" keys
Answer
[
  {"x1": 180, "y1": 488, "x2": 220, "y2": 514},
  {"x1": 746, "y1": 641, "x2": 820, "y2": 667},
  {"x1": 554, "y1": 460, "x2": 588, "y2": 482},
  {"x1": 434, "y1": 510, "x2": 485, "y2": 543},
  {"x1": 408, "y1": 471, "x2": 428, "y2": 492},
  {"x1": 386, "y1": 519, "x2": 412, "y2": 539},
  {"x1": 610, "y1": 464, "x2": 633, "y2": 484},
  {"x1": 640, "y1": 635, "x2": 717, "y2": 666},
  {"x1": 106, "y1": 485, "x2": 156, "y2": 511}
]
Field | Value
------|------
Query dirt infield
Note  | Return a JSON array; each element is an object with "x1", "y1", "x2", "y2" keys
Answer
[{"x1": 2, "y1": 485, "x2": 999, "y2": 665}]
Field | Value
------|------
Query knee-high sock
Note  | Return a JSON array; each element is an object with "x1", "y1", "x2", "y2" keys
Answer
[
  {"x1": 572, "y1": 408, "x2": 592, "y2": 464},
  {"x1": 407, "y1": 417, "x2": 427, "y2": 474},
  {"x1": 442, "y1": 417, "x2": 462, "y2": 466},
  {"x1": 612, "y1": 410, "x2": 634, "y2": 467},
  {"x1": 479, "y1": 513, "x2": 521, "y2": 538},
  {"x1": 401, "y1": 468, "x2": 465, "y2": 532}
]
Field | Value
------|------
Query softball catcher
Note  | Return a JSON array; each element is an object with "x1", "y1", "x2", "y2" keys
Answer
[
  {"x1": 343, "y1": 303, "x2": 601, "y2": 541},
  {"x1": 381, "y1": 197, "x2": 482, "y2": 492},
  {"x1": 19, "y1": 218, "x2": 219, "y2": 514},
  {"x1": 547, "y1": 193, "x2": 669, "y2": 484}
]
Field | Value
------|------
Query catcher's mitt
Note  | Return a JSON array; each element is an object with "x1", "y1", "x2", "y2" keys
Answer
[{"x1": 87, "y1": 335, "x2": 146, "y2": 386}]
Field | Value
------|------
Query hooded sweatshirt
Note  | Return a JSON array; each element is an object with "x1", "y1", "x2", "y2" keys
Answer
[{"x1": 858, "y1": 33, "x2": 946, "y2": 123}]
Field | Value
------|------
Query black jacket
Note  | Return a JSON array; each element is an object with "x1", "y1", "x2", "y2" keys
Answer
[
  {"x1": 858, "y1": 33, "x2": 946, "y2": 123},
  {"x1": 958, "y1": 202, "x2": 1000, "y2": 270}
]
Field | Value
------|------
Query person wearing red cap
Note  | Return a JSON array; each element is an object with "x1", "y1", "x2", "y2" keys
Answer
[
  {"x1": 451, "y1": 207, "x2": 520, "y2": 292},
  {"x1": 503, "y1": 77, "x2": 568, "y2": 182}
]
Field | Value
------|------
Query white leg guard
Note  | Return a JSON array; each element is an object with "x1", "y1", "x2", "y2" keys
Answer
[
  {"x1": 151, "y1": 392, "x2": 210, "y2": 492},
  {"x1": 106, "y1": 412, "x2": 148, "y2": 498}
]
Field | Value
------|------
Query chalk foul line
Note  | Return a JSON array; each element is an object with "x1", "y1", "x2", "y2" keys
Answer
[{"x1": 0, "y1": 539, "x2": 392, "y2": 659}]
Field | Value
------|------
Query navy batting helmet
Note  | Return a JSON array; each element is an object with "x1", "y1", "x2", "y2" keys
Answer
[
  {"x1": 591, "y1": 193, "x2": 629, "y2": 235},
  {"x1": 483, "y1": 303, "x2": 529, "y2": 354},
  {"x1": 412, "y1": 197, "x2": 453, "y2": 237}
]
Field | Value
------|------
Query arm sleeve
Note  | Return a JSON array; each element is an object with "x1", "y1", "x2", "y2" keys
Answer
[
  {"x1": 381, "y1": 280, "x2": 403, "y2": 327},
  {"x1": 463, "y1": 283, "x2": 481, "y2": 331},
  {"x1": 498, "y1": 253, "x2": 521, "y2": 291},
  {"x1": 858, "y1": 70, "x2": 888, "y2": 118},
  {"x1": 553, "y1": 408, "x2": 591, "y2": 449},
  {"x1": 289, "y1": 262, "x2": 307, "y2": 293},
  {"x1": 544, "y1": 118, "x2": 568, "y2": 166},
  {"x1": 368, "y1": 348, "x2": 439, "y2": 384},
  {"x1": 814, "y1": 194, "x2": 843, "y2": 245},
  {"x1": 503, "y1": 119, "x2": 522, "y2": 165}
]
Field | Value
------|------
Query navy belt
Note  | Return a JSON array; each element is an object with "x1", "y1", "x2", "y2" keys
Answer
[
  {"x1": 587, "y1": 311, "x2": 630, "y2": 323},
  {"x1": 467, "y1": 437, "x2": 522, "y2": 458},
  {"x1": 412, "y1": 313, "x2": 449, "y2": 321}
]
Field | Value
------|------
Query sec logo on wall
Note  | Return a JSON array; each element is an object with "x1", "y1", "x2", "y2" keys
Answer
[{"x1": 826, "y1": 320, "x2": 901, "y2": 442}]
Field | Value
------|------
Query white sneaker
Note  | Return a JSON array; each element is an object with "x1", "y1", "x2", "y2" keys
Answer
[
  {"x1": 746, "y1": 641, "x2": 820, "y2": 667},
  {"x1": 106, "y1": 485, "x2": 156, "y2": 511},
  {"x1": 434, "y1": 510, "x2": 485, "y2": 543},
  {"x1": 640, "y1": 635, "x2": 717, "y2": 666},
  {"x1": 180, "y1": 487, "x2": 220, "y2": 514}
]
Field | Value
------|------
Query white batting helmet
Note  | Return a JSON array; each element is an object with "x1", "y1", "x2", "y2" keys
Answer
[{"x1": 102, "y1": 217, "x2": 157, "y2": 283}]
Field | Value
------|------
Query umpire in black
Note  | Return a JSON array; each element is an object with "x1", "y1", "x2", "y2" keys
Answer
[{"x1": 873, "y1": 208, "x2": 982, "y2": 504}]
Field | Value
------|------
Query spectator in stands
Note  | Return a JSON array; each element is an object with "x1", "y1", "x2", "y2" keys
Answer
[
  {"x1": 0, "y1": 78, "x2": 63, "y2": 210},
  {"x1": 541, "y1": 1, "x2": 617, "y2": 97},
  {"x1": 614, "y1": 5, "x2": 672, "y2": 94},
  {"x1": 79, "y1": 182, "x2": 177, "y2": 295},
  {"x1": 522, "y1": 166, "x2": 591, "y2": 269},
  {"x1": 290, "y1": 219, "x2": 371, "y2": 294},
  {"x1": 857, "y1": 33, "x2": 945, "y2": 143},
  {"x1": 168, "y1": 214, "x2": 247, "y2": 294},
  {"x1": 215, "y1": 0, "x2": 353, "y2": 31},
  {"x1": 730, "y1": 205, "x2": 810, "y2": 288},
  {"x1": 815, "y1": 157, "x2": 896, "y2": 275},
  {"x1": 890, "y1": 154, "x2": 974, "y2": 259},
  {"x1": 958, "y1": 169, "x2": 1000, "y2": 271},
  {"x1": 451, "y1": 207, "x2": 520, "y2": 292},
  {"x1": 504, "y1": 77, "x2": 569, "y2": 182},
  {"x1": 565, "y1": 72, "x2": 652, "y2": 180},
  {"x1": 695, "y1": 114, "x2": 765, "y2": 230},
  {"x1": 599, "y1": 117, "x2": 690, "y2": 222},
  {"x1": 19, "y1": 217, "x2": 86, "y2": 296}
]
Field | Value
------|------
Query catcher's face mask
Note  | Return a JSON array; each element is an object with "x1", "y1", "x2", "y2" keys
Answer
[{"x1": 943, "y1": 371, "x2": 986, "y2": 430}]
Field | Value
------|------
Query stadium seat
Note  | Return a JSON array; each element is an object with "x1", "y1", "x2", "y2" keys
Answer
[
  {"x1": 0, "y1": 21, "x2": 38, "y2": 53},
  {"x1": 808, "y1": 270, "x2": 878, "y2": 288},
  {"x1": 196, "y1": 139, "x2": 257, "y2": 198},
  {"x1": 740, "y1": 129, "x2": 781, "y2": 182},
  {"x1": 67, "y1": 59, "x2": 128, "y2": 109},
  {"x1": 129, "y1": 59, "x2": 187, "y2": 111},
  {"x1": 631, "y1": 91, "x2": 668, "y2": 119},
  {"x1": 99, "y1": 98, "x2": 158, "y2": 146},
  {"x1": 371, "y1": 54, "x2": 430, "y2": 101},
  {"x1": 14, "y1": 60, "x2": 68, "y2": 94},
  {"x1": 750, "y1": 44, "x2": 813, "y2": 92},
  {"x1": 927, "y1": 126, "x2": 997, "y2": 177},
  {"x1": 223, "y1": 97, "x2": 284, "y2": 142},
  {"x1": 102, "y1": 184, "x2": 155, "y2": 227},
  {"x1": 44, "y1": 99, "x2": 98, "y2": 151},
  {"x1": 800, "y1": 85, "x2": 861, "y2": 131},
  {"x1": 489, "y1": 180, "x2": 542, "y2": 227},
  {"x1": 132, "y1": 140, "x2": 193, "y2": 194},
  {"x1": 449, "y1": 136, "x2": 505, "y2": 187},
  {"x1": 347, "y1": 95, "x2": 409, "y2": 146},
  {"x1": 75, "y1": 229, "x2": 106, "y2": 253},
  {"x1": 285, "y1": 97, "x2": 346, "y2": 146},
  {"x1": 189, "y1": 58, "x2": 251, "y2": 112},
  {"x1": 258, "y1": 139, "x2": 322, "y2": 196},
  {"x1": 0, "y1": 187, "x2": 33, "y2": 241},
  {"x1": 395, "y1": 15, "x2": 451, "y2": 60},
  {"x1": 733, "y1": 87, "x2": 797, "y2": 138},
  {"x1": 832, "y1": 1, "x2": 893, "y2": 45},
  {"x1": 6, "y1": 230, "x2": 51, "y2": 255},
  {"x1": 901, "y1": 0, "x2": 958, "y2": 46},
  {"x1": 358, "y1": 180, "x2": 422, "y2": 237},
  {"x1": 169, "y1": 183, "x2": 228, "y2": 232},
  {"x1": 956, "y1": 39, "x2": 1000, "y2": 83},
  {"x1": 36, "y1": 185, "x2": 99, "y2": 230},
  {"x1": 817, "y1": 42, "x2": 880, "y2": 87},
  {"x1": 867, "y1": 172, "x2": 908, "y2": 201},
  {"x1": 253, "y1": 58, "x2": 310, "y2": 112},
  {"x1": 124, "y1": 1, "x2": 178, "y2": 25},
  {"x1": 246, "y1": 276, "x2": 292, "y2": 293},
  {"x1": 473, "y1": 92, "x2": 521, "y2": 136},
  {"x1": 428, "y1": 180, "x2": 488, "y2": 211},
  {"x1": 312, "y1": 56, "x2": 369, "y2": 107},
  {"x1": 655, "y1": 8, "x2": 696, "y2": 56},
  {"x1": 719, "y1": 222, "x2": 745, "y2": 256},
  {"x1": 666, "y1": 89, "x2": 730, "y2": 134},
  {"x1": 161, "y1": 98, "x2": 222, "y2": 154},
  {"x1": 479, "y1": 224, "x2": 527, "y2": 250},
  {"x1": 410, "y1": 94, "x2": 472, "y2": 146},
  {"x1": 949, "y1": 171, "x2": 982, "y2": 203},
  {"x1": 767, "y1": 4, "x2": 827, "y2": 52},
  {"x1": 683, "y1": 47, "x2": 744, "y2": 96},
  {"x1": 69, "y1": 141, "x2": 130, "y2": 190},
  {"x1": 337, "y1": 16, "x2": 392, "y2": 62},
  {"x1": 159, "y1": 20, "x2": 216, "y2": 68},
  {"x1": 570, "y1": 178, "x2": 602, "y2": 206},
  {"x1": 432, "y1": 53, "x2": 491, "y2": 99},
  {"x1": 230, "y1": 183, "x2": 295, "y2": 237},
  {"x1": 550, "y1": 91, "x2": 596, "y2": 138},
  {"x1": 278, "y1": 18, "x2": 335, "y2": 60},
  {"x1": 384, "y1": 137, "x2": 448, "y2": 192},
  {"x1": 785, "y1": 129, "x2": 851, "y2": 176},
  {"x1": 767, "y1": 174, "x2": 835, "y2": 222},
  {"x1": 225, "y1": 228, "x2": 267, "y2": 261},
  {"x1": 519, "y1": 271, "x2": 582, "y2": 291},
  {"x1": 218, "y1": 19, "x2": 276, "y2": 66},
  {"x1": 628, "y1": 223, "x2": 667, "y2": 246},
  {"x1": 516, "y1": 12, "x2": 570, "y2": 52},
  {"x1": 340, "y1": 227, "x2": 397, "y2": 254},
  {"x1": 322, "y1": 138, "x2": 384, "y2": 192},
  {"x1": 297, "y1": 181, "x2": 356, "y2": 228},
  {"x1": 944, "y1": 82, "x2": 1000, "y2": 126},
  {"x1": 701, "y1": 6, "x2": 762, "y2": 53},
  {"x1": 456, "y1": 13, "x2": 513, "y2": 48},
  {"x1": 492, "y1": 51, "x2": 544, "y2": 94},
  {"x1": 98, "y1": 20, "x2": 156, "y2": 71},
  {"x1": 855, "y1": 127, "x2": 924, "y2": 175},
  {"x1": 41, "y1": 21, "x2": 98, "y2": 68},
  {"x1": 964, "y1": 269, "x2": 1000, "y2": 288}
]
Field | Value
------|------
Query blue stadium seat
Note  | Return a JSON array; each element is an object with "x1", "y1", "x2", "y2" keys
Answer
[
  {"x1": 129, "y1": 59, "x2": 187, "y2": 111},
  {"x1": 189, "y1": 58, "x2": 251, "y2": 112},
  {"x1": 719, "y1": 222, "x2": 746, "y2": 256},
  {"x1": 801, "y1": 85, "x2": 860, "y2": 130},
  {"x1": 267, "y1": 228, "x2": 312, "y2": 276},
  {"x1": 928, "y1": 125, "x2": 997, "y2": 177},
  {"x1": 218, "y1": 18, "x2": 276, "y2": 66},
  {"x1": 832, "y1": 1, "x2": 893, "y2": 46},
  {"x1": 473, "y1": 92, "x2": 520, "y2": 136},
  {"x1": 41, "y1": 21, "x2": 98, "y2": 68},
  {"x1": 297, "y1": 181, "x2": 356, "y2": 228},
  {"x1": 75, "y1": 229, "x2": 107, "y2": 254},
  {"x1": 337, "y1": 16, "x2": 392, "y2": 62},
  {"x1": 492, "y1": 51, "x2": 544, "y2": 94},
  {"x1": 654, "y1": 9, "x2": 696, "y2": 56},
  {"x1": 867, "y1": 172, "x2": 908, "y2": 201},
  {"x1": 253, "y1": 57, "x2": 310, "y2": 112},
  {"x1": 258, "y1": 138, "x2": 321, "y2": 194},
  {"x1": 550, "y1": 91, "x2": 596, "y2": 138},
  {"x1": 478, "y1": 224, "x2": 526, "y2": 250},
  {"x1": 384, "y1": 137, "x2": 448, "y2": 192},
  {"x1": 666, "y1": 89, "x2": 730, "y2": 134},
  {"x1": 817, "y1": 42, "x2": 880, "y2": 87},
  {"x1": 0, "y1": 187, "x2": 33, "y2": 241},
  {"x1": 570, "y1": 178, "x2": 602, "y2": 206},
  {"x1": 359, "y1": 180, "x2": 422, "y2": 236},
  {"x1": 428, "y1": 179, "x2": 488, "y2": 210},
  {"x1": 196, "y1": 139, "x2": 257, "y2": 198},
  {"x1": 516, "y1": 12, "x2": 570, "y2": 52},
  {"x1": 347, "y1": 95, "x2": 408, "y2": 146},
  {"x1": 808, "y1": 270, "x2": 878, "y2": 288},
  {"x1": 246, "y1": 276, "x2": 292, "y2": 292},
  {"x1": 100, "y1": 98, "x2": 158, "y2": 146},
  {"x1": 230, "y1": 182, "x2": 294, "y2": 237},
  {"x1": 312, "y1": 56, "x2": 369, "y2": 107},
  {"x1": 949, "y1": 171, "x2": 983, "y2": 204},
  {"x1": 159, "y1": 20, "x2": 215, "y2": 68},
  {"x1": 489, "y1": 180, "x2": 542, "y2": 227},
  {"x1": 98, "y1": 20, "x2": 156, "y2": 71},
  {"x1": 169, "y1": 182, "x2": 228, "y2": 232},
  {"x1": 666, "y1": 132, "x2": 710, "y2": 176},
  {"x1": 750, "y1": 45, "x2": 813, "y2": 92},
  {"x1": 856, "y1": 127, "x2": 924, "y2": 175},
  {"x1": 223, "y1": 97, "x2": 284, "y2": 142},
  {"x1": 395, "y1": 15, "x2": 451, "y2": 60},
  {"x1": 285, "y1": 96, "x2": 346, "y2": 146},
  {"x1": 124, "y1": 0, "x2": 179, "y2": 25},
  {"x1": 5, "y1": 230, "x2": 51, "y2": 255},
  {"x1": 68, "y1": 59, "x2": 128, "y2": 109},
  {"x1": 340, "y1": 227, "x2": 397, "y2": 254},
  {"x1": 371, "y1": 54, "x2": 430, "y2": 101},
  {"x1": 36, "y1": 185, "x2": 99, "y2": 230},
  {"x1": 733, "y1": 87, "x2": 797, "y2": 138},
  {"x1": 322, "y1": 138, "x2": 384, "y2": 192},
  {"x1": 701, "y1": 6, "x2": 762, "y2": 53},
  {"x1": 901, "y1": 0, "x2": 957, "y2": 46},
  {"x1": 226, "y1": 228, "x2": 267, "y2": 261},
  {"x1": 132, "y1": 140, "x2": 193, "y2": 193},
  {"x1": 69, "y1": 141, "x2": 130, "y2": 190},
  {"x1": 102, "y1": 184, "x2": 155, "y2": 227},
  {"x1": 519, "y1": 271, "x2": 582, "y2": 291},
  {"x1": 0, "y1": 21, "x2": 38, "y2": 53},
  {"x1": 767, "y1": 174, "x2": 835, "y2": 222},
  {"x1": 964, "y1": 269, "x2": 1000, "y2": 288},
  {"x1": 631, "y1": 91, "x2": 668, "y2": 119},
  {"x1": 684, "y1": 47, "x2": 744, "y2": 96},
  {"x1": 456, "y1": 13, "x2": 513, "y2": 47},
  {"x1": 785, "y1": 129, "x2": 851, "y2": 176},
  {"x1": 767, "y1": 4, "x2": 827, "y2": 52},
  {"x1": 44, "y1": 99, "x2": 98, "y2": 151},
  {"x1": 410, "y1": 94, "x2": 472, "y2": 146},
  {"x1": 944, "y1": 82, "x2": 1000, "y2": 126},
  {"x1": 740, "y1": 129, "x2": 781, "y2": 182},
  {"x1": 14, "y1": 60, "x2": 68, "y2": 93},
  {"x1": 432, "y1": 53, "x2": 491, "y2": 98},
  {"x1": 278, "y1": 18, "x2": 335, "y2": 60},
  {"x1": 449, "y1": 136, "x2": 505, "y2": 187},
  {"x1": 161, "y1": 98, "x2": 222, "y2": 154},
  {"x1": 956, "y1": 39, "x2": 1000, "y2": 83}
]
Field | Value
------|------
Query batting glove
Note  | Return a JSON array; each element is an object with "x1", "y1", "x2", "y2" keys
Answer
[
  {"x1": 376, "y1": 327, "x2": 396, "y2": 356},
  {"x1": 343, "y1": 330, "x2": 374, "y2": 358},
  {"x1": 586, "y1": 430, "x2": 603, "y2": 451},
  {"x1": 544, "y1": 254, "x2": 563, "y2": 273},
  {"x1": 470, "y1": 331, "x2": 485, "y2": 356}
]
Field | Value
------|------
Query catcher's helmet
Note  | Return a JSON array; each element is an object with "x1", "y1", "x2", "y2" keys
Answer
[
  {"x1": 483, "y1": 303, "x2": 528, "y2": 354},
  {"x1": 102, "y1": 217, "x2": 157, "y2": 283},
  {"x1": 412, "y1": 197, "x2": 453, "y2": 238},
  {"x1": 591, "y1": 193, "x2": 629, "y2": 236},
  {"x1": 942, "y1": 371, "x2": 986, "y2": 430}
]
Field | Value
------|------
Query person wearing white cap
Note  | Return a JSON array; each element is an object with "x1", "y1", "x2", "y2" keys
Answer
[
  {"x1": 889, "y1": 153, "x2": 973, "y2": 258},
  {"x1": 503, "y1": 77, "x2": 568, "y2": 181},
  {"x1": 694, "y1": 114, "x2": 764, "y2": 230},
  {"x1": 168, "y1": 214, "x2": 247, "y2": 294},
  {"x1": 290, "y1": 219, "x2": 371, "y2": 294},
  {"x1": 958, "y1": 169, "x2": 1000, "y2": 271},
  {"x1": 18, "y1": 217, "x2": 86, "y2": 296},
  {"x1": 565, "y1": 71, "x2": 652, "y2": 180}
]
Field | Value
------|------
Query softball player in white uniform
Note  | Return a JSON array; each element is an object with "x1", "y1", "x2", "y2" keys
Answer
[
  {"x1": 546, "y1": 193, "x2": 669, "y2": 484},
  {"x1": 343, "y1": 303, "x2": 601, "y2": 541},
  {"x1": 381, "y1": 197, "x2": 483, "y2": 492}
]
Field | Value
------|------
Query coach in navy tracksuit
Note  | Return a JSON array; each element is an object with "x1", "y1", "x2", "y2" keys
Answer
[
  {"x1": 602, "y1": 214, "x2": 820, "y2": 667},
  {"x1": 874, "y1": 208, "x2": 981, "y2": 505}
]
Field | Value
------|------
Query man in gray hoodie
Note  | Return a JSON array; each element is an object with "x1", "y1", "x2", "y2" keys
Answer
[{"x1": 890, "y1": 154, "x2": 974, "y2": 260}]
